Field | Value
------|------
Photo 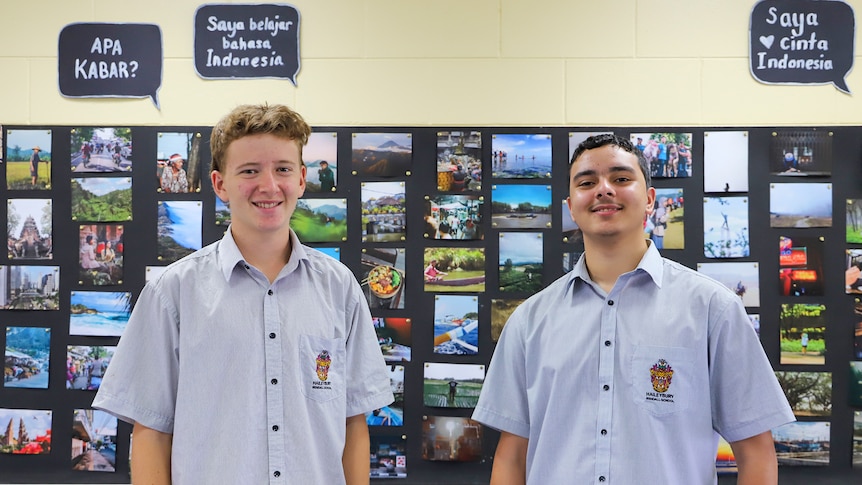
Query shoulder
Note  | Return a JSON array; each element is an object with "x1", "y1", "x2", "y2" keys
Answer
[
  {"x1": 505, "y1": 272, "x2": 574, "y2": 329},
  {"x1": 660, "y1": 258, "x2": 739, "y2": 304}
]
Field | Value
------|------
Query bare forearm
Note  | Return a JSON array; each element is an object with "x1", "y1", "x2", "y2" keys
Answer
[
  {"x1": 131, "y1": 422, "x2": 172, "y2": 485},
  {"x1": 490, "y1": 432, "x2": 528, "y2": 485},
  {"x1": 731, "y1": 431, "x2": 778, "y2": 485},
  {"x1": 343, "y1": 414, "x2": 370, "y2": 485}
]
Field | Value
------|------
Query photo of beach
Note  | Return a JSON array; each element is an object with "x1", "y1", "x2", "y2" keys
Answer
[
  {"x1": 491, "y1": 134, "x2": 552, "y2": 179},
  {"x1": 69, "y1": 291, "x2": 131, "y2": 337},
  {"x1": 157, "y1": 201, "x2": 202, "y2": 263}
]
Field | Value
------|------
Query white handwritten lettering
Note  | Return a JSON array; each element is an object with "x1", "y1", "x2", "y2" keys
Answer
[
  {"x1": 205, "y1": 49, "x2": 285, "y2": 68},
  {"x1": 780, "y1": 32, "x2": 829, "y2": 51},
  {"x1": 756, "y1": 52, "x2": 834, "y2": 70},
  {"x1": 765, "y1": 6, "x2": 819, "y2": 38},
  {"x1": 221, "y1": 36, "x2": 273, "y2": 50},
  {"x1": 74, "y1": 59, "x2": 132, "y2": 79},
  {"x1": 207, "y1": 16, "x2": 245, "y2": 38},
  {"x1": 90, "y1": 37, "x2": 123, "y2": 55},
  {"x1": 249, "y1": 16, "x2": 294, "y2": 37}
]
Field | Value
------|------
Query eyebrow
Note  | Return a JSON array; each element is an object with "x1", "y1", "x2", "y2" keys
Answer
[{"x1": 572, "y1": 165, "x2": 637, "y2": 179}]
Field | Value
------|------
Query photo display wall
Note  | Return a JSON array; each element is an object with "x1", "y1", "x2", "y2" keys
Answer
[{"x1": 0, "y1": 124, "x2": 861, "y2": 483}]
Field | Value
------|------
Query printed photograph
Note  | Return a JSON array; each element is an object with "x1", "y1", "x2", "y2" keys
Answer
[
  {"x1": 352, "y1": 132, "x2": 412, "y2": 177},
  {"x1": 360, "y1": 248, "x2": 405, "y2": 310},
  {"x1": 424, "y1": 195, "x2": 483, "y2": 240},
  {"x1": 67, "y1": 346, "x2": 116, "y2": 391},
  {"x1": 770, "y1": 129, "x2": 832, "y2": 176},
  {"x1": 433, "y1": 295, "x2": 479, "y2": 355},
  {"x1": 7, "y1": 198, "x2": 52, "y2": 259},
  {"x1": 78, "y1": 224, "x2": 123, "y2": 286},
  {"x1": 769, "y1": 183, "x2": 832, "y2": 228},
  {"x1": 703, "y1": 131, "x2": 749, "y2": 193},
  {"x1": 778, "y1": 235, "x2": 823, "y2": 296},
  {"x1": 856, "y1": 320, "x2": 862, "y2": 360},
  {"x1": 69, "y1": 291, "x2": 131, "y2": 337},
  {"x1": 157, "y1": 201, "x2": 202, "y2": 263},
  {"x1": 561, "y1": 200, "x2": 584, "y2": 245},
  {"x1": 850, "y1": 362, "x2": 862, "y2": 408},
  {"x1": 491, "y1": 184, "x2": 552, "y2": 229},
  {"x1": 292, "y1": 198, "x2": 348, "y2": 243},
  {"x1": 847, "y1": 199, "x2": 862, "y2": 243},
  {"x1": 71, "y1": 177, "x2": 133, "y2": 222},
  {"x1": 748, "y1": 314, "x2": 761, "y2": 338},
  {"x1": 491, "y1": 298, "x2": 525, "y2": 342},
  {"x1": 563, "y1": 251, "x2": 583, "y2": 273},
  {"x1": 314, "y1": 247, "x2": 340, "y2": 261},
  {"x1": 361, "y1": 182, "x2": 406, "y2": 242},
  {"x1": 366, "y1": 365, "x2": 404, "y2": 427},
  {"x1": 499, "y1": 232, "x2": 543, "y2": 294},
  {"x1": 421, "y1": 416, "x2": 483, "y2": 462},
  {"x1": 846, "y1": 250, "x2": 862, "y2": 294},
  {"x1": 71, "y1": 127, "x2": 132, "y2": 173},
  {"x1": 0, "y1": 408, "x2": 52, "y2": 454},
  {"x1": 373, "y1": 317, "x2": 411, "y2": 363},
  {"x1": 424, "y1": 248, "x2": 485, "y2": 293},
  {"x1": 423, "y1": 362, "x2": 484, "y2": 409},
  {"x1": 5, "y1": 129, "x2": 52, "y2": 190},
  {"x1": 716, "y1": 435, "x2": 737, "y2": 475},
  {"x1": 215, "y1": 196, "x2": 230, "y2": 226},
  {"x1": 774, "y1": 371, "x2": 832, "y2": 416},
  {"x1": 370, "y1": 435, "x2": 407, "y2": 479},
  {"x1": 4, "y1": 326, "x2": 50, "y2": 389},
  {"x1": 156, "y1": 131, "x2": 202, "y2": 193},
  {"x1": 696, "y1": 262, "x2": 759, "y2": 307},
  {"x1": 437, "y1": 131, "x2": 481, "y2": 192},
  {"x1": 630, "y1": 132, "x2": 693, "y2": 178},
  {"x1": 772, "y1": 421, "x2": 830, "y2": 466},
  {"x1": 304, "y1": 132, "x2": 338, "y2": 193},
  {"x1": 72, "y1": 409, "x2": 117, "y2": 472},
  {"x1": 0, "y1": 265, "x2": 60, "y2": 310},
  {"x1": 854, "y1": 412, "x2": 862, "y2": 467},
  {"x1": 703, "y1": 196, "x2": 748, "y2": 258},
  {"x1": 780, "y1": 303, "x2": 827, "y2": 366},
  {"x1": 145, "y1": 266, "x2": 167, "y2": 283},
  {"x1": 649, "y1": 188, "x2": 684, "y2": 250},
  {"x1": 490, "y1": 134, "x2": 552, "y2": 179},
  {"x1": 568, "y1": 131, "x2": 614, "y2": 162}
]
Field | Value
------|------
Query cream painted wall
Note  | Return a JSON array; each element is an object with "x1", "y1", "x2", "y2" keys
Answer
[{"x1": 1, "y1": 0, "x2": 860, "y2": 126}]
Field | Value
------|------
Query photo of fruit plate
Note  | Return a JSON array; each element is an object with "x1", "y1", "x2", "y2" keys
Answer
[{"x1": 367, "y1": 265, "x2": 402, "y2": 299}]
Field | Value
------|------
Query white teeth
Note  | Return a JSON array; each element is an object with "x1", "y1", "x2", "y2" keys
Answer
[{"x1": 255, "y1": 202, "x2": 280, "y2": 209}]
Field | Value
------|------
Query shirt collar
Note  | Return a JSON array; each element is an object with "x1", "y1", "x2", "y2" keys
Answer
[
  {"x1": 567, "y1": 241, "x2": 664, "y2": 290},
  {"x1": 218, "y1": 226, "x2": 309, "y2": 282}
]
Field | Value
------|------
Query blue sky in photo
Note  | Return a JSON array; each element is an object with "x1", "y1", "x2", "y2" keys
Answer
[{"x1": 492, "y1": 184, "x2": 551, "y2": 208}]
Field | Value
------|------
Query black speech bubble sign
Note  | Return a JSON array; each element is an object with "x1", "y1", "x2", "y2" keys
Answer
[
  {"x1": 194, "y1": 3, "x2": 300, "y2": 84},
  {"x1": 750, "y1": 0, "x2": 855, "y2": 93},
  {"x1": 58, "y1": 23, "x2": 163, "y2": 108}
]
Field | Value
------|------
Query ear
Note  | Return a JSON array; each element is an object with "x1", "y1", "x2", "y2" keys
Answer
[
  {"x1": 298, "y1": 164, "x2": 307, "y2": 194},
  {"x1": 565, "y1": 196, "x2": 576, "y2": 222},
  {"x1": 645, "y1": 187, "x2": 656, "y2": 216},
  {"x1": 211, "y1": 170, "x2": 228, "y2": 203}
]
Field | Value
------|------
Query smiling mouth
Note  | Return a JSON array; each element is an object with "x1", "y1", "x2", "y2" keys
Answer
[
  {"x1": 591, "y1": 205, "x2": 621, "y2": 213},
  {"x1": 254, "y1": 202, "x2": 282, "y2": 209}
]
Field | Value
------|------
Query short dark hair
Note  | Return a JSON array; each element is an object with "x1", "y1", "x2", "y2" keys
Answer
[{"x1": 569, "y1": 134, "x2": 651, "y2": 187}]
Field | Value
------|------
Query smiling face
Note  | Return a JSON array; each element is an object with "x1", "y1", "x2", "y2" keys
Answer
[
  {"x1": 211, "y1": 133, "x2": 306, "y2": 248},
  {"x1": 567, "y1": 144, "x2": 655, "y2": 245}
]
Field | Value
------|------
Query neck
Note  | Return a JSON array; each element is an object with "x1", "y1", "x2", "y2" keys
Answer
[
  {"x1": 582, "y1": 234, "x2": 649, "y2": 293},
  {"x1": 231, "y1": 227, "x2": 293, "y2": 283}
]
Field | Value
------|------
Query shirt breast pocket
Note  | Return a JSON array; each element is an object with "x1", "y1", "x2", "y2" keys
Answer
[
  {"x1": 630, "y1": 345, "x2": 693, "y2": 417},
  {"x1": 299, "y1": 334, "x2": 345, "y2": 403}
]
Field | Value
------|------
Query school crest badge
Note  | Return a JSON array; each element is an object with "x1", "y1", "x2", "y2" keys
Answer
[
  {"x1": 650, "y1": 359, "x2": 674, "y2": 393},
  {"x1": 315, "y1": 350, "x2": 332, "y2": 381}
]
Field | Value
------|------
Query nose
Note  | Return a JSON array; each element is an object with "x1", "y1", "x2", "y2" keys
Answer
[
  {"x1": 595, "y1": 178, "x2": 615, "y2": 198},
  {"x1": 257, "y1": 169, "x2": 279, "y2": 192}
]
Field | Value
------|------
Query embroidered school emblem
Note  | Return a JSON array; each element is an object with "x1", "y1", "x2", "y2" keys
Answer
[
  {"x1": 315, "y1": 350, "x2": 332, "y2": 381},
  {"x1": 649, "y1": 359, "x2": 674, "y2": 393}
]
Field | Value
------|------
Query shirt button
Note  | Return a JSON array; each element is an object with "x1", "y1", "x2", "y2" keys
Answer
[
  {"x1": 269, "y1": 332, "x2": 276, "y2": 339},
  {"x1": 272, "y1": 425, "x2": 279, "y2": 431},
  {"x1": 599, "y1": 477, "x2": 606, "y2": 482},
  {"x1": 604, "y1": 340, "x2": 611, "y2": 347},
  {"x1": 244, "y1": 265, "x2": 250, "y2": 270},
  {"x1": 601, "y1": 429, "x2": 607, "y2": 435},
  {"x1": 603, "y1": 384, "x2": 610, "y2": 391},
  {"x1": 607, "y1": 300, "x2": 614, "y2": 306},
  {"x1": 268, "y1": 289, "x2": 273, "y2": 295},
  {"x1": 273, "y1": 471, "x2": 281, "y2": 478},
  {"x1": 271, "y1": 378, "x2": 278, "y2": 385}
]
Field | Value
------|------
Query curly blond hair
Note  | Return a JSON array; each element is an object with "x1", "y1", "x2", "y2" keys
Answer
[{"x1": 210, "y1": 104, "x2": 311, "y2": 173}]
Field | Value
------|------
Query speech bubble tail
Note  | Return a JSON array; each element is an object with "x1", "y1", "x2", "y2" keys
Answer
[
  {"x1": 289, "y1": 75, "x2": 298, "y2": 87},
  {"x1": 150, "y1": 93, "x2": 161, "y2": 110},
  {"x1": 833, "y1": 79, "x2": 851, "y2": 95}
]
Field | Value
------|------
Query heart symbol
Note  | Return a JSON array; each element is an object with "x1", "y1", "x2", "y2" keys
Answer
[{"x1": 760, "y1": 35, "x2": 774, "y2": 49}]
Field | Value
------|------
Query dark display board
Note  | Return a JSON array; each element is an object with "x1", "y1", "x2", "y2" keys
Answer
[{"x1": 0, "y1": 124, "x2": 860, "y2": 484}]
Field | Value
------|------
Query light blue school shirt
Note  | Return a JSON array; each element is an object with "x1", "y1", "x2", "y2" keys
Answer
[
  {"x1": 473, "y1": 243, "x2": 793, "y2": 484},
  {"x1": 93, "y1": 228, "x2": 393, "y2": 484}
]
